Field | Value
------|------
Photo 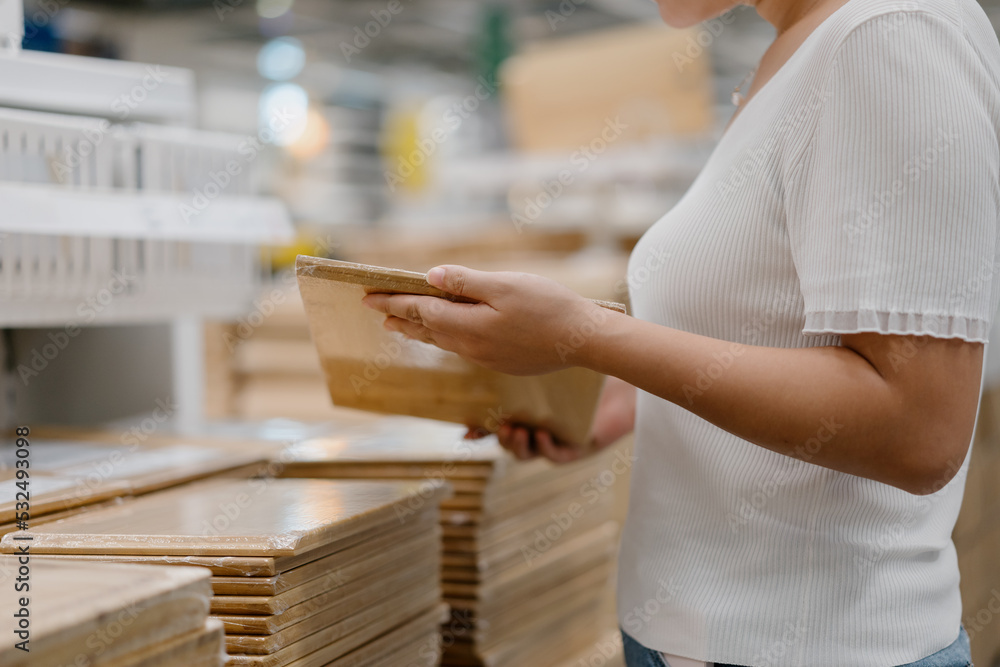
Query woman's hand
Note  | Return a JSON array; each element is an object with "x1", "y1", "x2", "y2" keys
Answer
[
  {"x1": 485, "y1": 376, "x2": 637, "y2": 463},
  {"x1": 361, "y1": 264, "x2": 611, "y2": 376}
]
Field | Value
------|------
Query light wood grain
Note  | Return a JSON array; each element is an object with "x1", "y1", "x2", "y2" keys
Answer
[
  {"x1": 225, "y1": 589, "x2": 440, "y2": 666},
  {"x1": 210, "y1": 512, "x2": 436, "y2": 595},
  {"x1": 296, "y1": 256, "x2": 625, "y2": 445},
  {"x1": 103, "y1": 619, "x2": 226, "y2": 667},
  {"x1": 329, "y1": 605, "x2": 445, "y2": 667},
  {"x1": 29, "y1": 510, "x2": 417, "y2": 576},
  {"x1": 0, "y1": 558, "x2": 213, "y2": 667},
  {"x1": 210, "y1": 531, "x2": 439, "y2": 615},
  {"x1": 214, "y1": 556, "x2": 439, "y2": 636},
  {"x1": 225, "y1": 574, "x2": 438, "y2": 654},
  {"x1": 0, "y1": 478, "x2": 448, "y2": 557},
  {"x1": 500, "y1": 23, "x2": 713, "y2": 152}
]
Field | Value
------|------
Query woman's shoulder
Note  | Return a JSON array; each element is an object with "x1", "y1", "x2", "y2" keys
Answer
[
  {"x1": 811, "y1": 0, "x2": 999, "y2": 62},
  {"x1": 788, "y1": 0, "x2": 1000, "y2": 105}
]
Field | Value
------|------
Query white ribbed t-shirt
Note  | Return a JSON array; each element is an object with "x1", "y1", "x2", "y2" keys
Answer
[{"x1": 621, "y1": 0, "x2": 1000, "y2": 665}]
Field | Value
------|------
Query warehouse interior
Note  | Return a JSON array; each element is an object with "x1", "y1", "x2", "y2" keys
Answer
[{"x1": 1, "y1": 0, "x2": 999, "y2": 665}]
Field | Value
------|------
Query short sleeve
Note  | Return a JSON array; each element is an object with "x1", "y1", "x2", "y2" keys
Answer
[{"x1": 786, "y1": 10, "x2": 1000, "y2": 342}]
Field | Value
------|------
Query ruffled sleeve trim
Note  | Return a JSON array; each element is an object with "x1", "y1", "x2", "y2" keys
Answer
[{"x1": 803, "y1": 309, "x2": 991, "y2": 343}]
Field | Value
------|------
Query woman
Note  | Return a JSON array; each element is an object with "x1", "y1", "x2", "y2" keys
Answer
[{"x1": 363, "y1": 0, "x2": 1000, "y2": 663}]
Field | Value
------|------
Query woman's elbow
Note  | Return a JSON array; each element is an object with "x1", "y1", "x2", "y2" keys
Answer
[{"x1": 891, "y1": 436, "x2": 970, "y2": 495}]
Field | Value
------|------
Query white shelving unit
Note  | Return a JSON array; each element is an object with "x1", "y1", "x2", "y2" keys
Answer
[{"x1": 0, "y1": 18, "x2": 293, "y2": 431}]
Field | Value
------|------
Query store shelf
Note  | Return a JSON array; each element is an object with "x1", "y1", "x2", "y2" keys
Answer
[
  {"x1": 0, "y1": 49, "x2": 194, "y2": 124},
  {"x1": 0, "y1": 105, "x2": 292, "y2": 328},
  {"x1": 0, "y1": 183, "x2": 290, "y2": 243}
]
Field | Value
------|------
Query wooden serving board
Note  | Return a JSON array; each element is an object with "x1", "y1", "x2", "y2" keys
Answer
[
  {"x1": 0, "y1": 479, "x2": 448, "y2": 557},
  {"x1": 0, "y1": 558, "x2": 213, "y2": 667},
  {"x1": 296, "y1": 256, "x2": 626, "y2": 445}
]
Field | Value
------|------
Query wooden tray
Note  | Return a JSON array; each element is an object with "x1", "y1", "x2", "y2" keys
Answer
[
  {"x1": 296, "y1": 256, "x2": 626, "y2": 445},
  {"x1": 0, "y1": 479, "x2": 447, "y2": 557}
]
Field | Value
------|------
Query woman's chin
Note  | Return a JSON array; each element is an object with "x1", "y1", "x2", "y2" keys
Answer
[{"x1": 657, "y1": 5, "x2": 713, "y2": 28}]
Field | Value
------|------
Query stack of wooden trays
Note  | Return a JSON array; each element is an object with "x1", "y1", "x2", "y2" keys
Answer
[
  {"x1": 0, "y1": 557, "x2": 223, "y2": 666},
  {"x1": 279, "y1": 417, "x2": 624, "y2": 667},
  {"x1": 0, "y1": 433, "x2": 270, "y2": 536},
  {"x1": 0, "y1": 478, "x2": 448, "y2": 667}
]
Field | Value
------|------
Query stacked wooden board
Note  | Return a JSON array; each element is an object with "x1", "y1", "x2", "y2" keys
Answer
[
  {"x1": 279, "y1": 416, "x2": 623, "y2": 667},
  {"x1": 0, "y1": 433, "x2": 270, "y2": 536},
  {"x1": 0, "y1": 478, "x2": 449, "y2": 667},
  {"x1": 0, "y1": 557, "x2": 223, "y2": 666}
]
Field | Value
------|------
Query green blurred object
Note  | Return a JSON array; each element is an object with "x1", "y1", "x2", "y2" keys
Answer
[{"x1": 476, "y1": 4, "x2": 512, "y2": 94}]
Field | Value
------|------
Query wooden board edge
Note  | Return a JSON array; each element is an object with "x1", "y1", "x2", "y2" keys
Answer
[{"x1": 295, "y1": 255, "x2": 628, "y2": 314}]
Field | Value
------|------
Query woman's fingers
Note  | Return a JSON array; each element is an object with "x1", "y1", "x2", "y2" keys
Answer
[
  {"x1": 362, "y1": 292, "x2": 468, "y2": 332},
  {"x1": 535, "y1": 430, "x2": 580, "y2": 463},
  {"x1": 383, "y1": 316, "x2": 435, "y2": 345},
  {"x1": 489, "y1": 423, "x2": 583, "y2": 464},
  {"x1": 382, "y1": 316, "x2": 464, "y2": 354},
  {"x1": 427, "y1": 265, "x2": 507, "y2": 303},
  {"x1": 496, "y1": 425, "x2": 537, "y2": 460},
  {"x1": 512, "y1": 427, "x2": 535, "y2": 460}
]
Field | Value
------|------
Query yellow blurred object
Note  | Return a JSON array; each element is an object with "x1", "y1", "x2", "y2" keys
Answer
[
  {"x1": 380, "y1": 105, "x2": 428, "y2": 193},
  {"x1": 501, "y1": 23, "x2": 715, "y2": 152},
  {"x1": 267, "y1": 236, "x2": 322, "y2": 271}
]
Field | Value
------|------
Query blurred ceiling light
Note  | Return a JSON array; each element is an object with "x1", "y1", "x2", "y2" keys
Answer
[
  {"x1": 256, "y1": 0, "x2": 294, "y2": 19},
  {"x1": 257, "y1": 37, "x2": 305, "y2": 80},
  {"x1": 288, "y1": 108, "x2": 331, "y2": 160},
  {"x1": 259, "y1": 82, "x2": 309, "y2": 146}
]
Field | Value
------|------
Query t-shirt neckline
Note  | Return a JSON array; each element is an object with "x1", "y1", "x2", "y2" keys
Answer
[{"x1": 719, "y1": 0, "x2": 861, "y2": 142}]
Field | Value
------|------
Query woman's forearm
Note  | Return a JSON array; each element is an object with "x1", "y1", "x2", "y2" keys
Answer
[{"x1": 580, "y1": 311, "x2": 981, "y2": 494}]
